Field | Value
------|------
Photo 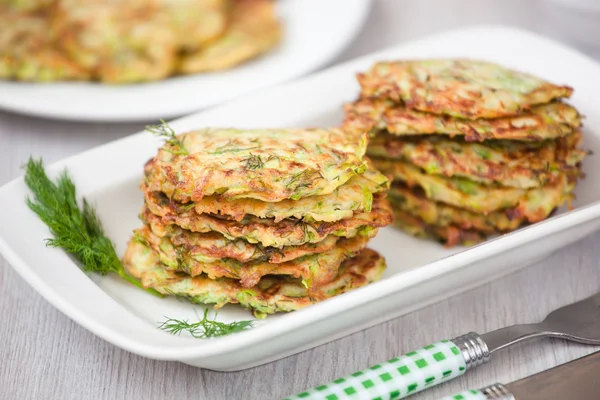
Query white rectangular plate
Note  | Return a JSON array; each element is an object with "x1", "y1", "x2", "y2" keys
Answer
[{"x1": 1, "y1": 25, "x2": 600, "y2": 372}]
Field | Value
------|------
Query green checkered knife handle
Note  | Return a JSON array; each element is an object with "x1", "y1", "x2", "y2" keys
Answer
[{"x1": 284, "y1": 333, "x2": 490, "y2": 400}]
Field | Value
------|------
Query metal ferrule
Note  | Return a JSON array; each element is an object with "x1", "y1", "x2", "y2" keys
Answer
[
  {"x1": 481, "y1": 383, "x2": 516, "y2": 400},
  {"x1": 451, "y1": 332, "x2": 490, "y2": 370}
]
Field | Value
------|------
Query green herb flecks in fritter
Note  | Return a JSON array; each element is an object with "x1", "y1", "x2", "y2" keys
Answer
[
  {"x1": 373, "y1": 158, "x2": 572, "y2": 221},
  {"x1": 144, "y1": 159, "x2": 389, "y2": 223},
  {"x1": 389, "y1": 207, "x2": 489, "y2": 247},
  {"x1": 123, "y1": 240, "x2": 386, "y2": 319},
  {"x1": 357, "y1": 59, "x2": 572, "y2": 119},
  {"x1": 343, "y1": 98, "x2": 581, "y2": 141},
  {"x1": 137, "y1": 225, "x2": 371, "y2": 289},
  {"x1": 367, "y1": 131, "x2": 585, "y2": 189},
  {"x1": 143, "y1": 193, "x2": 393, "y2": 248},
  {"x1": 144, "y1": 127, "x2": 369, "y2": 203}
]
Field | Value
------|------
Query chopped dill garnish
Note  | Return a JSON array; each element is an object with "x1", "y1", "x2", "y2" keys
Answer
[
  {"x1": 243, "y1": 154, "x2": 265, "y2": 170},
  {"x1": 209, "y1": 139, "x2": 260, "y2": 155},
  {"x1": 285, "y1": 169, "x2": 320, "y2": 192},
  {"x1": 146, "y1": 120, "x2": 188, "y2": 156},
  {"x1": 158, "y1": 309, "x2": 253, "y2": 338},
  {"x1": 24, "y1": 158, "x2": 162, "y2": 298}
]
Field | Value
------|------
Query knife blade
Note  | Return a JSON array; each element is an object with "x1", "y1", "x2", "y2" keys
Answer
[
  {"x1": 440, "y1": 350, "x2": 600, "y2": 400},
  {"x1": 507, "y1": 350, "x2": 600, "y2": 400}
]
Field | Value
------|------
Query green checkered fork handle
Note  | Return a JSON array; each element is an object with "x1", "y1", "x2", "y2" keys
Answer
[
  {"x1": 286, "y1": 293, "x2": 600, "y2": 399},
  {"x1": 284, "y1": 336, "x2": 485, "y2": 400}
]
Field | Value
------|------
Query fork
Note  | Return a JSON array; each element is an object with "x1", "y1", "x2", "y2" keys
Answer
[{"x1": 285, "y1": 293, "x2": 600, "y2": 400}]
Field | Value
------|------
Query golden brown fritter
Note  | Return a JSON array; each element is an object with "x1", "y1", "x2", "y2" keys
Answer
[
  {"x1": 0, "y1": 7, "x2": 90, "y2": 81},
  {"x1": 366, "y1": 131, "x2": 585, "y2": 189},
  {"x1": 343, "y1": 98, "x2": 581, "y2": 141},
  {"x1": 1, "y1": 0, "x2": 281, "y2": 83},
  {"x1": 51, "y1": 0, "x2": 178, "y2": 83},
  {"x1": 357, "y1": 59, "x2": 573, "y2": 119},
  {"x1": 142, "y1": 161, "x2": 388, "y2": 223},
  {"x1": 388, "y1": 184, "x2": 522, "y2": 233},
  {"x1": 373, "y1": 158, "x2": 573, "y2": 221},
  {"x1": 143, "y1": 127, "x2": 369, "y2": 203},
  {"x1": 123, "y1": 240, "x2": 386, "y2": 318},
  {"x1": 137, "y1": 224, "x2": 371, "y2": 288},
  {"x1": 143, "y1": 195, "x2": 393, "y2": 248},
  {"x1": 389, "y1": 206, "x2": 489, "y2": 247},
  {"x1": 141, "y1": 221, "x2": 344, "y2": 264},
  {"x1": 180, "y1": 0, "x2": 281, "y2": 73},
  {"x1": 157, "y1": 0, "x2": 230, "y2": 51}
]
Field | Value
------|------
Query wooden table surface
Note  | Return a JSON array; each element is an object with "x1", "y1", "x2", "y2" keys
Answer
[{"x1": 2, "y1": 1, "x2": 600, "y2": 399}]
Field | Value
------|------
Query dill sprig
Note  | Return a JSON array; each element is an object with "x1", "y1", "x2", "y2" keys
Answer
[
  {"x1": 23, "y1": 158, "x2": 162, "y2": 298},
  {"x1": 146, "y1": 120, "x2": 188, "y2": 156},
  {"x1": 242, "y1": 153, "x2": 264, "y2": 170},
  {"x1": 158, "y1": 309, "x2": 253, "y2": 338}
]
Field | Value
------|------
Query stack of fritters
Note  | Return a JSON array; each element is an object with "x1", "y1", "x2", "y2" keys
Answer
[
  {"x1": 123, "y1": 127, "x2": 393, "y2": 317},
  {"x1": 342, "y1": 59, "x2": 587, "y2": 246},
  {"x1": 0, "y1": 0, "x2": 281, "y2": 83}
]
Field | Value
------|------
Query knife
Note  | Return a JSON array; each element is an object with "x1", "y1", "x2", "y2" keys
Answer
[{"x1": 440, "y1": 350, "x2": 600, "y2": 399}]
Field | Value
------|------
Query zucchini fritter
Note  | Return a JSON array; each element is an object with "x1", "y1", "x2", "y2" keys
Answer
[
  {"x1": 138, "y1": 225, "x2": 370, "y2": 289},
  {"x1": 374, "y1": 158, "x2": 572, "y2": 221},
  {"x1": 358, "y1": 59, "x2": 573, "y2": 119},
  {"x1": 142, "y1": 195, "x2": 393, "y2": 248},
  {"x1": 157, "y1": 0, "x2": 230, "y2": 51},
  {"x1": 0, "y1": 9, "x2": 90, "y2": 81},
  {"x1": 123, "y1": 240, "x2": 386, "y2": 318},
  {"x1": 388, "y1": 182, "x2": 575, "y2": 234},
  {"x1": 143, "y1": 128, "x2": 369, "y2": 202},
  {"x1": 1, "y1": 0, "x2": 281, "y2": 83},
  {"x1": 51, "y1": 0, "x2": 180, "y2": 83},
  {"x1": 344, "y1": 98, "x2": 581, "y2": 141},
  {"x1": 367, "y1": 131, "x2": 585, "y2": 189},
  {"x1": 390, "y1": 207, "x2": 488, "y2": 247},
  {"x1": 142, "y1": 222, "x2": 344, "y2": 264},
  {"x1": 143, "y1": 161, "x2": 389, "y2": 223},
  {"x1": 180, "y1": 0, "x2": 281, "y2": 73}
]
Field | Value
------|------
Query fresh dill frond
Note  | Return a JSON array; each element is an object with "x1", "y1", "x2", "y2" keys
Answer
[
  {"x1": 158, "y1": 309, "x2": 253, "y2": 338},
  {"x1": 24, "y1": 158, "x2": 163, "y2": 298},
  {"x1": 146, "y1": 120, "x2": 188, "y2": 156},
  {"x1": 242, "y1": 153, "x2": 264, "y2": 170}
]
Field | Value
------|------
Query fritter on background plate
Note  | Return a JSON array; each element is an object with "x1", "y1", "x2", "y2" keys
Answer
[
  {"x1": 0, "y1": 8, "x2": 90, "y2": 81},
  {"x1": 0, "y1": 0, "x2": 281, "y2": 83},
  {"x1": 180, "y1": 0, "x2": 281, "y2": 73}
]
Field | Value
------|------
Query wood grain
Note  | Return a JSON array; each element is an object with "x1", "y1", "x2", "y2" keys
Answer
[{"x1": 2, "y1": 1, "x2": 600, "y2": 399}]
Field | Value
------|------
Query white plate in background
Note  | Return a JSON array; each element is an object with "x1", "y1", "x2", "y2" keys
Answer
[
  {"x1": 0, "y1": 0, "x2": 371, "y2": 122},
  {"x1": 1, "y1": 25, "x2": 600, "y2": 372}
]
